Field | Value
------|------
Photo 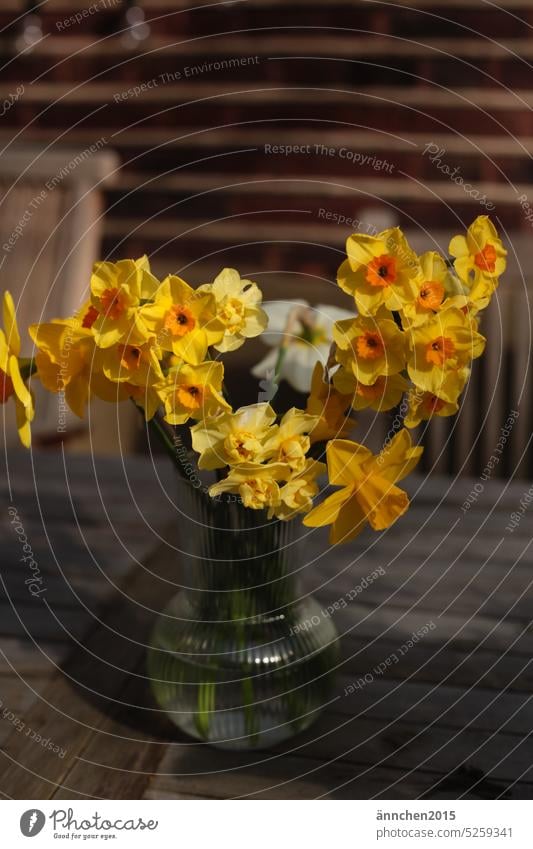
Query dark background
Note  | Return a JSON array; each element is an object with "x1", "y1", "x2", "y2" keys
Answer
[{"x1": 1, "y1": 0, "x2": 531, "y2": 476}]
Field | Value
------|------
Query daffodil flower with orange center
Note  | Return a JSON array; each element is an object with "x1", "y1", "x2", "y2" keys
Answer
[
  {"x1": 32, "y1": 308, "x2": 164, "y2": 420},
  {"x1": 337, "y1": 227, "x2": 419, "y2": 316},
  {"x1": 333, "y1": 368, "x2": 408, "y2": 412},
  {"x1": 357, "y1": 331, "x2": 385, "y2": 360},
  {"x1": 160, "y1": 360, "x2": 229, "y2": 425},
  {"x1": 400, "y1": 252, "x2": 451, "y2": 328},
  {"x1": 199, "y1": 268, "x2": 268, "y2": 353},
  {"x1": 303, "y1": 429, "x2": 423, "y2": 544},
  {"x1": 439, "y1": 294, "x2": 480, "y2": 319},
  {"x1": 270, "y1": 459, "x2": 327, "y2": 521},
  {"x1": 191, "y1": 402, "x2": 277, "y2": 470},
  {"x1": 407, "y1": 307, "x2": 485, "y2": 403},
  {"x1": 0, "y1": 292, "x2": 34, "y2": 447},
  {"x1": 305, "y1": 362, "x2": 353, "y2": 443},
  {"x1": 30, "y1": 304, "x2": 134, "y2": 418},
  {"x1": 90, "y1": 255, "x2": 159, "y2": 348},
  {"x1": 100, "y1": 288, "x2": 127, "y2": 321},
  {"x1": 365, "y1": 254, "x2": 397, "y2": 288},
  {"x1": 163, "y1": 304, "x2": 196, "y2": 337},
  {"x1": 139, "y1": 276, "x2": 224, "y2": 365},
  {"x1": 97, "y1": 339, "x2": 163, "y2": 388},
  {"x1": 418, "y1": 281, "x2": 445, "y2": 311},
  {"x1": 404, "y1": 386, "x2": 460, "y2": 428},
  {"x1": 334, "y1": 313, "x2": 406, "y2": 386},
  {"x1": 263, "y1": 407, "x2": 320, "y2": 473},
  {"x1": 209, "y1": 462, "x2": 290, "y2": 510},
  {"x1": 449, "y1": 216, "x2": 507, "y2": 298},
  {"x1": 425, "y1": 335, "x2": 456, "y2": 367}
]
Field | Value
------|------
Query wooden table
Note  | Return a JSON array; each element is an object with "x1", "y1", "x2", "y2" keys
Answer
[{"x1": 1, "y1": 450, "x2": 532, "y2": 800}]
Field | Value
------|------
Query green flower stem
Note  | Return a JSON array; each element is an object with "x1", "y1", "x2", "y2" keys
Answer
[
  {"x1": 274, "y1": 344, "x2": 287, "y2": 381},
  {"x1": 242, "y1": 676, "x2": 259, "y2": 744},
  {"x1": 195, "y1": 680, "x2": 215, "y2": 739},
  {"x1": 132, "y1": 402, "x2": 197, "y2": 487}
]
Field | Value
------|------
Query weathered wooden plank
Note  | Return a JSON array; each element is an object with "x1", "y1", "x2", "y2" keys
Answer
[
  {"x1": 334, "y1": 674, "x2": 533, "y2": 736},
  {"x1": 54, "y1": 687, "x2": 533, "y2": 800},
  {"x1": 1, "y1": 452, "x2": 530, "y2": 800},
  {"x1": 149, "y1": 746, "x2": 438, "y2": 800},
  {"x1": 50, "y1": 638, "x2": 533, "y2": 799},
  {"x1": 0, "y1": 677, "x2": 50, "y2": 745},
  {"x1": 51, "y1": 668, "x2": 173, "y2": 800},
  {"x1": 272, "y1": 711, "x2": 533, "y2": 786},
  {"x1": 0, "y1": 601, "x2": 92, "y2": 643},
  {"x1": 0, "y1": 678, "x2": 45, "y2": 715},
  {"x1": 143, "y1": 788, "x2": 216, "y2": 800},
  {"x1": 0, "y1": 639, "x2": 64, "y2": 676},
  {"x1": 302, "y1": 524, "x2": 531, "y2": 579},
  {"x1": 148, "y1": 746, "x2": 524, "y2": 800},
  {"x1": 340, "y1": 636, "x2": 533, "y2": 693},
  {"x1": 0, "y1": 531, "x2": 179, "y2": 798},
  {"x1": 313, "y1": 561, "x2": 533, "y2": 624},
  {"x1": 0, "y1": 566, "x2": 114, "y2": 608},
  {"x1": 319, "y1": 601, "x2": 533, "y2": 658}
]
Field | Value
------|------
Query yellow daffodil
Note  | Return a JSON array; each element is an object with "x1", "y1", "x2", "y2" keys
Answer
[
  {"x1": 2, "y1": 211, "x2": 500, "y2": 544},
  {"x1": 90, "y1": 255, "x2": 159, "y2": 348},
  {"x1": 439, "y1": 289, "x2": 491, "y2": 321},
  {"x1": 1, "y1": 292, "x2": 34, "y2": 447},
  {"x1": 209, "y1": 462, "x2": 290, "y2": 510},
  {"x1": 337, "y1": 227, "x2": 419, "y2": 316},
  {"x1": 270, "y1": 459, "x2": 326, "y2": 521},
  {"x1": 449, "y1": 216, "x2": 507, "y2": 298},
  {"x1": 127, "y1": 383, "x2": 165, "y2": 421},
  {"x1": 407, "y1": 307, "x2": 484, "y2": 403},
  {"x1": 400, "y1": 251, "x2": 453, "y2": 328},
  {"x1": 263, "y1": 407, "x2": 319, "y2": 472},
  {"x1": 97, "y1": 339, "x2": 163, "y2": 387},
  {"x1": 334, "y1": 312, "x2": 406, "y2": 386},
  {"x1": 199, "y1": 268, "x2": 268, "y2": 353},
  {"x1": 333, "y1": 368, "x2": 408, "y2": 412},
  {"x1": 29, "y1": 303, "x2": 136, "y2": 418},
  {"x1": 191, "y1": 402, "x2": 276, "y2": 470},
  {"x1": 139, "y1": 275, "x2": 224, "y2": 365},
  {"x1": 303, "y1": 429, "x2": 423, "y2": 544},
  {"x1": 404, "y1": 386, "x2": 460, "y2": 428},
  {"x1": 30, "y1": 319, "x2": 93, "y2": 417},
  {"x1": 160, "y1": 360, "x2": 229, "y2": 425},
  {"x1": 305, "y1": 362, "x2": 353, "y2": 443}
]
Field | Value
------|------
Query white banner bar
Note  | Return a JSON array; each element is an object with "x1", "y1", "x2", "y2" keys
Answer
[{"x1": 1, "y1": 799, "x2": 531, "y2": 848}]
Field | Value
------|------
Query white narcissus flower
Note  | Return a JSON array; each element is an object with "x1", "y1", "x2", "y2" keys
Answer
[{"x1": 251, "y1": 300, "x2": 354, "y2": 393}]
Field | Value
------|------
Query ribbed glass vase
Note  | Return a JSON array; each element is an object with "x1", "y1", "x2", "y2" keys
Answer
[{"x1": 148, "y1": 478, "x2": 339, "y2": 750}]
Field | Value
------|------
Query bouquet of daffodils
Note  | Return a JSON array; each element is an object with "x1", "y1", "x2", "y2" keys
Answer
[{"x1": 2, "y1": 216, "x2": 505, "y2": 544}]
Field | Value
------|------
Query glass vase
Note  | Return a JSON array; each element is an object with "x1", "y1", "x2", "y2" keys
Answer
[{"x1": 148, "y1": 477, "x2": 339, "y2": 750}]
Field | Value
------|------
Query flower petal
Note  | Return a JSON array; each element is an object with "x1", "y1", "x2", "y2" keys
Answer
[
  {"x1": 375, "y1": 428, "x2": 423, "y2": 483},
  {"x1": 3, "y1": 292, "x2": 20, "y2": 356},
  {"x1": 15, "y1": 399, "x2": 31, "y2": 447},
  {"x1": 9, "y1": 355, "x2": 31, "y2": 408},
  {"x1": 326, "y1": 439, "x2": 374, "y2": 487},
  {"x1": 329, "y1": 494, "x2": 367, "y2": 545},
  {"x1": 303, "y1": 485, "x2": 353, "y2": 528}
]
